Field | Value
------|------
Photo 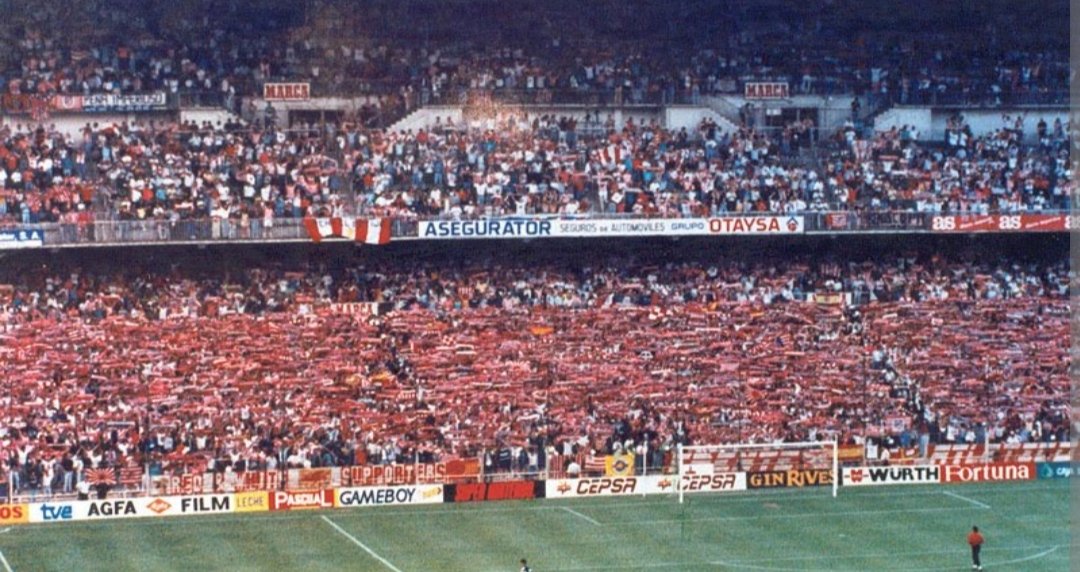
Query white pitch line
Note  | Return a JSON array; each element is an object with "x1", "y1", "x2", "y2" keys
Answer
[
  {"x1": 546, "y1": 562, "x2": 706, "y2": 571},
  {"x1": 320, "y1": 515, "x2": 402, "y2": 572},
  {"x1": 0, "y1": 529, "x2": 9, "y2": 535},
  {"x1": 605, "y1": 505, "x2": 982, "y2": 526},
  {"x1": 561, "y1": 506, "x2": 601, "y2": 526},
  {"x1": 942, "y1": 489, "x2": 991, "y2": 509},
  {"x1": 992, "y1": 545, "x2": 1059, "y2": 568},
  {"x1": 711, "y1": 544, "x2": 1061, "y2": 565},
  {"x1": 0, "y1": 548, "x2": 13, "y2": 572},
  {"x1": 709, "y1": 544, "x2": 1059, "y2": 572},
  {"x1": 542, "y1": 545, "x2": 1067, "y2": 571}
]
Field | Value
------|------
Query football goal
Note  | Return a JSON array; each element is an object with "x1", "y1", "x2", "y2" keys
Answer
[{"x1": 677, "y1": 440, "x2": 838, "y2": 503}]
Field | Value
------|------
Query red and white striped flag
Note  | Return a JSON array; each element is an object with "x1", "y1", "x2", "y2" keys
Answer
[
  {"x1": 119, "y1": 466, "x2": 145, "y2": 485},
  {"x1": 356, "y1": 218, "x2": 392, "y2": 245},
  {"x1": 583, "y1": 452, "x2": 607, "y2": 475},
  {"x1": 303, "y1": 217, "x2": 335, "y2": 243},
  {"x1": 303, "y1": 217, "x2": 392, "y2": 245},
  {"x1": 330, "y1": 217, "x2": 345, "y2": 237},
  {"x1": 339, "y1": 216, "x2": 356, "y2": 241},
  {"x1": 596, "y1": 144, "x2": 622, "y2": 169}
]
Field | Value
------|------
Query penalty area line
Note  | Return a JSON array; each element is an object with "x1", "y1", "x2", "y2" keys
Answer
[
  {"x1": 607, "y1": 504, "x2": 983, "y2": 526},
  {"x1": 561, "y1": 506, "x2": 602, "y2": 526},
  {"x1": 942, "y1": 490, "x2": 991, "y2": 509},
  {"x1": 710, "y1": 544, "x2": 1059, "y2": 571},
  {"x1": 0, "y1": 547, "x2": 13, "y2": 572},
  {"x1": 320, "y1": 515, "x2": 402, "y2": 572}
]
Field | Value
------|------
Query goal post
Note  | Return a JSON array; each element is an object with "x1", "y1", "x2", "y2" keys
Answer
[{"x1": 677, "y1": 440, "x2": 839, "y2": 503}]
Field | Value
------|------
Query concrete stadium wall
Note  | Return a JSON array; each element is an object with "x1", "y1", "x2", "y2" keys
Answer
[
  {"x1": 390, "y1": 106, "x2": 464, "y2": 132},
  {"x1": 389, "y1": 105, "x2": 737, "y2": 134},
  {"x1": 929, "y1": 108, "x2": 1067, "y2": 143},
  {"x1": 180, "y1": 108, "x2": 240, "y2": 127},
  {"x1": 710, "y1": 94, "x2": 862, "y2": 132},
  {"x1": 875, "y1": 106, "x2": 1067, "y2": 143},
  {"x1": 2, "y1": 112, "x2": 176, "y2": 139},
  {"x1": 664, "y1": 106, "x2": 739, "y2": 134},
  {"x1": 873, "y1": 107, "x2": 933, "y2": 136}
]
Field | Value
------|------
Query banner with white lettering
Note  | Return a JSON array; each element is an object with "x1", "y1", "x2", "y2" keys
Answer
[
  {"x1": 149, "y1": 470, "x2": 283, "y2": 495},
  {"x1": 81, "y1": 92, "x2": 168, "y2": 113},
  {"x1": 941, "y1": 463, "x2": 1036, "y2": 484},
  {"x1": 930, "y1": 214, "x2": 1073, "y2": 233},
  {"x1": 320, "y1": 302, "x2": 388, "y2": 317},
  {"x1": 417, "y1": 217, "x2": 804, "y2": 240},
  {"x1": 0, "y1": 229, "x2": 44, "y2": 249}
]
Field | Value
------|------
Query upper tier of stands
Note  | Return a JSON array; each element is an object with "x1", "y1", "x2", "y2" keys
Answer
[
  {"x1": 0, "y1": 0, "x2": 1068, "y2": 107},
  {"x1": 0, "y1": 110, "x2": 1069, "y2": 227}
]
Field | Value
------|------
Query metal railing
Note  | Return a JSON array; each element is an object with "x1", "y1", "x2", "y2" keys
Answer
[
  {"x1": 883, "y1": 88, "x2": 1071, "y2": 108},
  {"x1": 25, "y1": 218, "x2": 312, "y2": 246},
  {"x1": 426, "y1": 87, "x2": 699, "y2": 107},
  {"x1": 3, "y1": 210, "x2": 1068, "y2": 248},
  {"x1": 2, "y1": 80, "x2": 1066, "y2": 120}
]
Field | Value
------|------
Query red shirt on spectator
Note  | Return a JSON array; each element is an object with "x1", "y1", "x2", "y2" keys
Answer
[{"x1": 967, "y1": 530, "x2": 983, "y2": 547}]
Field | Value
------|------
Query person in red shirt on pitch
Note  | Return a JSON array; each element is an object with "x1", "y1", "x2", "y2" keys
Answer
[{"x1": 967, "y1": 526, "x2": 984, "y2": 570}]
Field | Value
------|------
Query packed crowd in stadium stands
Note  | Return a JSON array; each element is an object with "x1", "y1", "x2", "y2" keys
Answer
[
  {"x1": 0, "y1": 246, "x2": 1068, "y2": 493},
  {"x1": 0, "y1": 0, "x2": 1069, "y2": 231},
  {"x1": 1, "y1": 0, "x2": 1068, "y2": 106},
  {"x1": 0, "y1": 108, "x2": 1070, "y2": 227},
  {"x1": 0, "y1": 0, "x2": 1068, "y2": 501}
]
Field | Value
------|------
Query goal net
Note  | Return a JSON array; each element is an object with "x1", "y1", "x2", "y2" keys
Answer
[{"x1": 676, "y1": 441, "x2": 838, "y2": 503}]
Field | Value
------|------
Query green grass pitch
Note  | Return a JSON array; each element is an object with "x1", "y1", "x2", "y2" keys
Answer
[{"x1": 0, "y1": 480, "x2": 1068, "y2": 571}]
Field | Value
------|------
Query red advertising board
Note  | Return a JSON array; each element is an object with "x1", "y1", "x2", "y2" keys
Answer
[
  {"x1": 1018, "y1": 214, "x2": 1071, "y2": 231},
  {"x1": 930, "y1": 214, "x2": 1070, "y2": 233},
  {"x1": 941, "y1": 463, "x2": 1036, "y2": 484},
  {"x1": 53, "y1": 95, "x2": 84, "y2": 111},
  {"x1": 452, "y1": 481, "x2": 538, "y2": 502},
  {"x1": 268, "y1": 489, "x2": 335, "y2": 511},
  {"x1": 825, "y1": 212, "x2": 849, "y2": 230}
]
